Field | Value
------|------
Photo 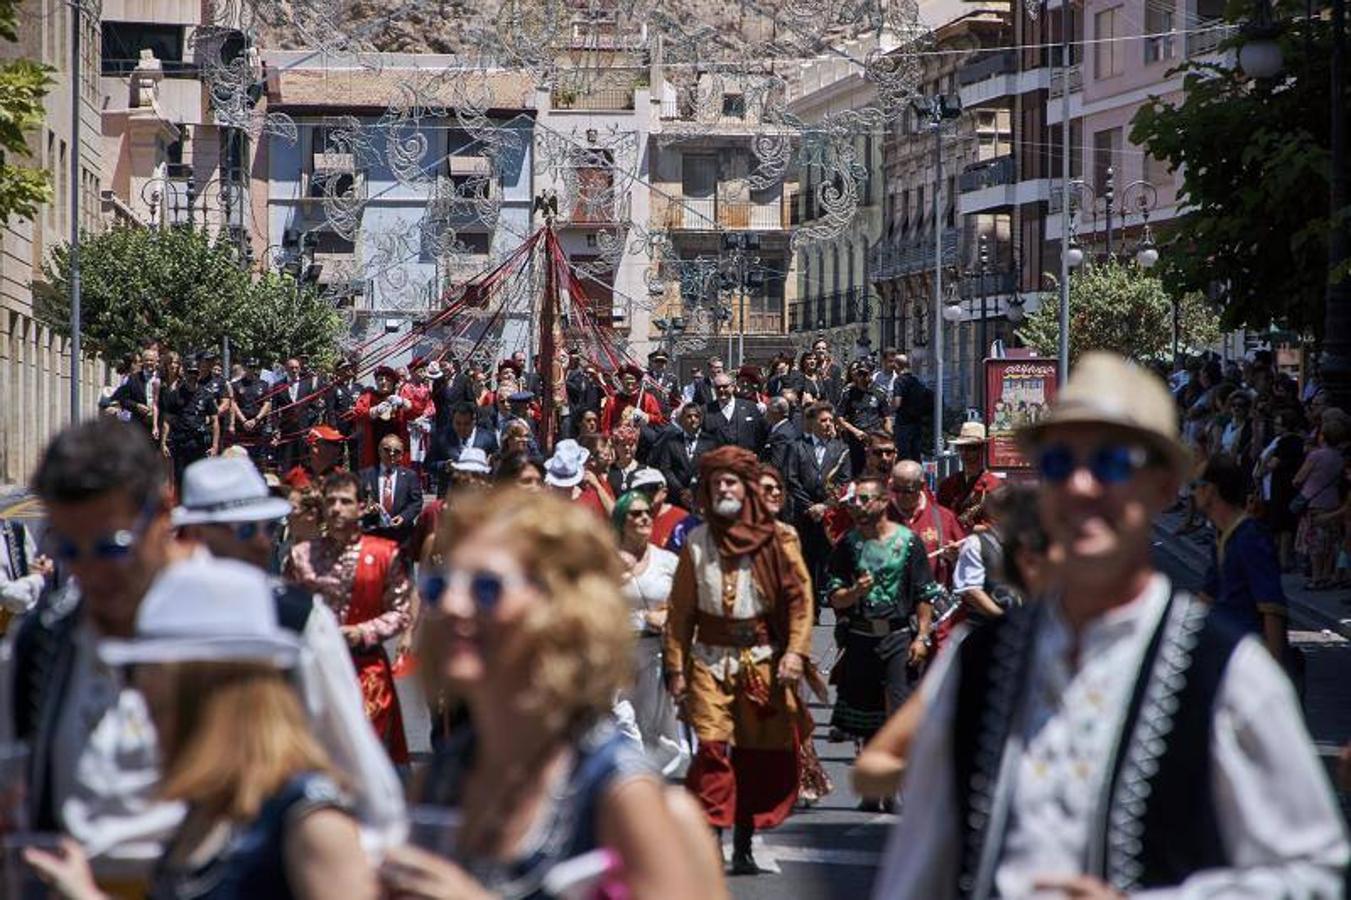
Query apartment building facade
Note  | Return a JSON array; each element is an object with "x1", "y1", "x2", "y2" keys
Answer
[
  {"x1": 787, "y1": 34, "x2": 892, "y2": 365},
  {"x1": 647, "y1": 68, "x2": 800, "y2": 375},
  {"x1": 0, "y1": 0, "x2": 108, "y2": 483}
]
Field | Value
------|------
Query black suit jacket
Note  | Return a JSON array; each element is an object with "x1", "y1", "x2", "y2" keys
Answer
[
  {"x1": 358, "y1": 465, "x2": 423, "y2": 544},
  {"x1": 436, "y1": 426, "x2": 499, "y2": 466},
  {"x1": 762, "y1": 419, "x2": 801, "y2": 475},
  {"x1": 651, "y1": 428, "x2": 719, "y2": 505},
  {"x1": 704, "y1": 399, "x2": 767, "y2": 452},
  {"x1": 112, "y1": 372, "x2": 157, "y2": 429},
  {"x1": 278, "y1": 377, "x2": 325, "y2": 433},
  {"x1": 788, "y1": 434, "x2": 852, "y2": 513}
]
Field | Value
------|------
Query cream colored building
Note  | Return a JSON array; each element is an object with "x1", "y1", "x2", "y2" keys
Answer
[
  {"x1": 787, "y1": 33, "x2": 893, "y2": 364},
  {"x1": 0, "y1": 0, "x2": 108, "y2": 484}
]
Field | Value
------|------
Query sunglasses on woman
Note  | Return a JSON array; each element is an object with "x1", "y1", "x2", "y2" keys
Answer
[{"x1": 418, "y1": 568, "x2": 529, "y2": 612}]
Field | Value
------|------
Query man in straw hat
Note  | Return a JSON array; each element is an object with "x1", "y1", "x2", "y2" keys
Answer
[
  {"x1": 664, "y1": 446, "x2": 813, "y2": 875},
  {"x1": 937, "y1": 421, "x2": 1003, "y2": 530},
  {"x1": 872, "y1": 352, "x2": 1348, "y2": 899}
]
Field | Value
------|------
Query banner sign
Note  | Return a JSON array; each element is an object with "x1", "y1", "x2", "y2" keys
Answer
[{"x1": 985, "y1": 358, "x2": 1060, "y2": 470}]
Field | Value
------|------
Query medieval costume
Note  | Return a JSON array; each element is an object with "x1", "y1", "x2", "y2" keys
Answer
[
  {"x1": 892, "y1": 488, "x2": 965, "y2": 588},
  {"x1": 601, "y1": 365, "x2": 667, "y2": 434},
  {"x1": 353, "y1": 367, "x2": 411, "y2": 470},
  {"x1": 287, "y1": 532, "x2": 412, "y2": 764},
  {"x1": 936, "y1": 422, "x2": 1002, "y2": 531},
  {"x1": 827, "y1": 523, "x2": 941, "y2": 741},
  {"x1": 664, "y1": 446, "x2": 813, "y2": 872}
]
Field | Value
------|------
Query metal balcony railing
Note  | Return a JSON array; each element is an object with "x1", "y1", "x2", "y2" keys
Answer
[
  {"x1": 868, "y1": 227, "x2": 961, "y2": 280},
  {"x1": 664, "y1": 195, "x2": 791, "y2": 230},
  {"x1": 1186, "y1": 22, "x2": 1232, "y2": 57},
  {"x1": 1048, "y1": 64, "x2": 1083, "y2": 98},
  {"x1": 958, "y1": 50, "x2": 1018, "y2": 86},
  {"x1": 959, "y1": 155, "x2": 1018, "y2": 193},
  {"x1": 959, "y1": 270, "x2": 1018, "y2": 300},
  {"x1": 550, "y1": 87, "x2": 636, "y2": 110}
]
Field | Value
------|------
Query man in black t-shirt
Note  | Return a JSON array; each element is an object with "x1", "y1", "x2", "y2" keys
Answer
[
  {"x1": 838, "y1": 362, "x2": 890, "y2": 474},
  {"x1": 891, "y1": 354, "x2": 930, "y2": 462}
]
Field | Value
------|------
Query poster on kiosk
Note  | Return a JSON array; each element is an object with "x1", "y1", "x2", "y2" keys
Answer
[{"x1": 984, "y1": 357, "x2": 1060, "y2": 472}]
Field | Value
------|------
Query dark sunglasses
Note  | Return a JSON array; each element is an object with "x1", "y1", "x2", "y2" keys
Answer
[
  {"x1": 869, "y1": 447, "x2": 897, "y2": 456},
  {"x1": 222, "y1": 520, "x2": 284, "y2": 541},
  {"x1": 45, "y1": 503, "x2": 157, "y2": 564},
  {"x1": 890, "y1": 483, "x2": 923, "y2": 494},
  {"x1": 853, "y1": 492, "x2": 884, "y2": 505},
  {"x1": 418, "y1": 568, "x2": 527, "y2": 612},
  {"x1": 1037, "y1": 443, "x2": 1152, "y2": 485},
  {"x1": 626, "y1": 507, "x2": 653, "y2": 520},
  {"x1": 760, "y1": 482, "x2": 784, "y2": 495}
]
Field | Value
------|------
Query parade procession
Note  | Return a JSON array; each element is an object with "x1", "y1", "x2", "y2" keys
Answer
[{"x1": 1, "y1": 0, "x2": 1350, "y2": 893}]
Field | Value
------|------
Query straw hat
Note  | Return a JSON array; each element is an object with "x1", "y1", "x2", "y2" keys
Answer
[
  {"x1": 1017, "y1": 351, "x2": 1189, "y2": 475},
  {"x1": 950, "y1": 421, "x2": 988, "y2": 447}
]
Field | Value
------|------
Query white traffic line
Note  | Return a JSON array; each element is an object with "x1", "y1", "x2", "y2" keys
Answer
[{"x1": 749, "y1": 836, "x2": 882, "y2": 869}]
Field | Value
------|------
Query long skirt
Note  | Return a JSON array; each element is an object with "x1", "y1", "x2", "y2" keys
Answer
[
  {"x1": 620, "y1": 635, "x2": 689, "y2": 777},
  {"x1": 829, "y1": 630, "x2": 918, "y2": 741}
]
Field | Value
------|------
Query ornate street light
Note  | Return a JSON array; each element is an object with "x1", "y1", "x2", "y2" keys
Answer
[
  {"x1": 1066, "y1": 242, "x2": 1086, "y2": 269},
  {"x1": 941, "y1": 301, "x2": 963, "y2": 322},
  {"x1": 1239, "y1": 0, "x2": 1284, "y2": 79}
]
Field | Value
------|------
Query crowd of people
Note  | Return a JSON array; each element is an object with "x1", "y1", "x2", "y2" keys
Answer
[{"x1": 0, "y1": 334, "x2": 1347, "y2": 899}]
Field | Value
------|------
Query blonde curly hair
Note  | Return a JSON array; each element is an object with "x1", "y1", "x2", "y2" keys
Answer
[{"x1": 436, "y1": 488, "x2": 634, "y2": 734}]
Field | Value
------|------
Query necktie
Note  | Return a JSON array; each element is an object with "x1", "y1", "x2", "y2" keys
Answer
[
  {"x1": 382, "y1": 471, "x2": 395, "y2": 513},
  {"x1": 815, "y1": 439, "x2": 825, "y2": 468}
]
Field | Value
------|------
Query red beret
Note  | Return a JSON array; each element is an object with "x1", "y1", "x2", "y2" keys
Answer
[{"x1": 619, "y1": 364, "x2": 644, "y2": 380}]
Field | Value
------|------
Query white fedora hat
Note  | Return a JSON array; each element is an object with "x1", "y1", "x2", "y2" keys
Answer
[
  {"x1": 544, "y1": 439, "x2": 589, "y2": 488},
  {"x1": 100, "y1": 557, "x2": 300, "y2": 667},
  {"x1": 452, "y1": 447, "x2": 492, "y2": 474},
  {"x1": 172, "y1": 457, "x2": 293, "y2": 527}
]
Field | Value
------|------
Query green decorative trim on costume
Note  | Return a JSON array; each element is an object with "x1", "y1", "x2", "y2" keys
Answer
[{"x1": 830, "y1": 702, "x2": 887, "y2": 737}]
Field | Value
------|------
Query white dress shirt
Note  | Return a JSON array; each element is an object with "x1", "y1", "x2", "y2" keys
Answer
[
  {"x1": 949, "y1": 533, "x2": 987, "y2": 596},
  {"x1": 873, "y1": 574, "x2": 1349, "y2": 899}
]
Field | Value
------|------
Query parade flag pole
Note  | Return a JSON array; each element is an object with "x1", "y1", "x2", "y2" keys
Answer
[{"x1": 536, "y1": 192, "x2": 560, "y2": 453}]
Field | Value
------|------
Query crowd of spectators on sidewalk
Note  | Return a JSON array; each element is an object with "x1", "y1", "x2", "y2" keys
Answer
[{"x1": 1170, "y1": 351, "x2": 1350, "y2": 592}]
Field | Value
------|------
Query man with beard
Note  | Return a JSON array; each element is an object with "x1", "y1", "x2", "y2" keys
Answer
[
  {"x1": 353, "y1": 366, "x2": 411, "y2": 470},
  {"x1": 874, "y1": 353, "x2": 1348, "y2": 899},
  {"x1": 826, "y1": 472, "x2": 940, "y2": 812},
  {"x1": 160, "y1": 356, "x2": 221, "y2": 489},
  {"x1": 602, "y1": 363, "x2": 666, "y2": 434},
  {"x1": 665, "y1": 446, "x2": 813, "y2": 875},
  {"x1": 888, "y1": 459, "x2": 964, "y2": 588},
  {"x1": 286, "y1": 471, "x2": 413, "y2": 765}
]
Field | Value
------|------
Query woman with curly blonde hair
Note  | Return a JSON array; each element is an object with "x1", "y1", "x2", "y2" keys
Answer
[{"x1": 380, "y1": 488, "x2": 719, "y2": 900}]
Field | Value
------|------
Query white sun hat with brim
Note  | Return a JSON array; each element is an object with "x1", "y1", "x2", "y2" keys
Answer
[
  {"x1": 100, "y1": 557, "x2": 300, "y2": 668},
  {"x1": 172, "y1": 457, "x2": 293, "y2": 527},
  {"x1": 544, "y1": 439, "x2": 590, "y2": 488}
]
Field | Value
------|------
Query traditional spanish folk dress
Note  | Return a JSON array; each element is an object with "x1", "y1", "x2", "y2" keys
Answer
[{"x1": 287, "y1": 533, "x2": 412, "y2": 764}]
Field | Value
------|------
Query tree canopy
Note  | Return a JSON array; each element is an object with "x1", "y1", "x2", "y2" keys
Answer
[
  {"x1": 1017, "y1": 260, "x2": 1221, "y2": 363},
  {"x1": 1130, "y1": 3, "x2": 1344, "y2": 335},
  {"x1": 0, "y1": 0, "x2": 53, "y2": 223},
  {"x1": 37, "y1": 225, "x2": 344, "y2": 365}
]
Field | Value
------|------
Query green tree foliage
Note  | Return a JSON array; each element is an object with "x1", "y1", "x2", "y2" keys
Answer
[
  {"x1": 1017, "y1": 261, "x2": 1221, "y2": 363},
  {"x1": 1130, "y1": 4, "x2": 1342, "y2": 335},
  {"x1": 37, "y1": 225, "x2": 343, "y2": 364},
  {"x1": 0, "y1": 0, "x2": 53, "y2": 223}
]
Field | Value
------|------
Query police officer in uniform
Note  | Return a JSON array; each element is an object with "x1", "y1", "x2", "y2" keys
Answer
[
  {"x1": 231, "y1": 357, "x2": 275, "y2": 469},
  {"x1": 163, "y1": 357, "x2": 221, "y2": 488},
  {"x1": 327, "y1": 357, "x2": 363, "y2": 471}
]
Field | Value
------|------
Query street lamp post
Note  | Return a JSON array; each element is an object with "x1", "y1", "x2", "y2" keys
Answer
[{"x1": 977, "y1": 234, "x2": 990, "y2": 409}]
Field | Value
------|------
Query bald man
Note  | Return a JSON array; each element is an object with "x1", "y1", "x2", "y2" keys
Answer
[
  {"x1": 887, "y1": 460, "x2": 964, "y2": 588},
  {"x1": 358, "y1": 434, "x2": 423, "y2": 548}
]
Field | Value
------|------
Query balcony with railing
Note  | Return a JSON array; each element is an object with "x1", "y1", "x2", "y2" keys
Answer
[
  {"x1": 868, "y1": 227, "x2": 961, "y2": 281},
  {"x1": 960, "y1": 155, "x2": 1018, "y2": 193},
  {"x1": 550, "y1": 86, "x2": 636, "y2": 111},
  {"x1": 1048, "y1": 64, "x2": 1083, "y2": 98},
  {"x1": 663, "y1": 194, "x2": 793, "y2": 231},
  {"x1": 958, "y1": 270, "x2": 1018, "y2": 300},
  {"x1": 1186, "y1": 22, "x2": 1233, "y2": 57}
]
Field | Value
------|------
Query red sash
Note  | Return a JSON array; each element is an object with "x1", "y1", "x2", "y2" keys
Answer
[{"x1": 348, "y1": 536, "x2": 409, "y2": 764}]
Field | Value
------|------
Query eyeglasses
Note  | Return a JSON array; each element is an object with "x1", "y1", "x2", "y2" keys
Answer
[
  {"x1": 46, "y1": 504, "x2": 157, "y2": 564},
  {"x1": 418, "y1": 568, "x2": 529, "y2": 612},
  {"x1": 759, "y1": 482, "x2": 784, "y2": 496},
  {"x1": 219, "y1": 520, "x2": 284, "y2": 541},
  {"x1": 890, "y1": 483, "x2": 922, "y2": 495},
  {"x1": 626, "y1": 507, "x2": 653, "y2": 520},
  {"x1": 869, "y1": 447, "x2": 897, "y2": 456},
  {"x1": 854, "y1": 492, "x2": 884, "y2": 504},
  {"x1": 1037, "y1": 443, "x2": 1152, "y2": 485},
  {"x1": 380, "y1": 446, "x2": 403, "y2": 455}
]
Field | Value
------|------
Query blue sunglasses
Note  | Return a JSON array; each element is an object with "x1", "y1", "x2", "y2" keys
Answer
[
  {"x1": 45, "y1": 504, "x2": 157, "y2": 564},
  {"x1": 1037, "y1": 443, "x2": 1152, "y2": 485},
  {"x1": 418, "y1": 569, "x2": 527, "y2": 612}
]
